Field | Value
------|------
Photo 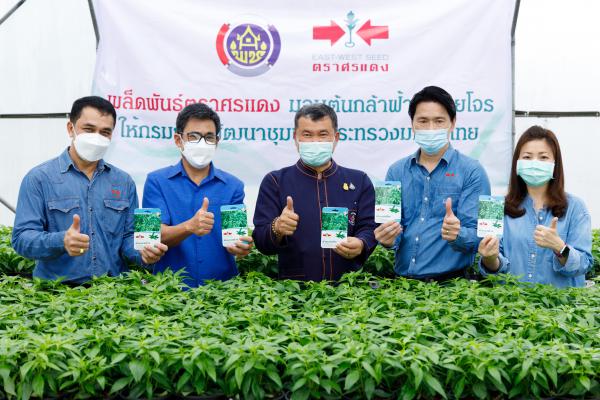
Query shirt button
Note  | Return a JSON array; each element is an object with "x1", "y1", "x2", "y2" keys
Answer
[
  {"x1": 420, "y1": 217, "x2": 424, "y2": 222},
  {"x1": 92, "y1": 256, "x2": 97, "y2": 261},
  {"x1": 531, "y1": 254, "x2": 536, "y2": 258},
  {"x1": 424, "y1": 197, "x2": 428, "y2": 201},
  {"x1": 426, "y1": 177, "x2": 430, "y2": 181},
  {"x1": 539, "y1": 216, "x2": 543, "y2": 221},
  {"x1": 89, "y1": 207, "x2": 93, "y2": 212},
  {"x1": 411, "y1": 258, "x2": 416, "y2": 263},
  {"x1": 528, "y1": 274, "x2": 532, "y2": 278},
  {"x1": 415, "y1": 237, "x2": 419, "y2": 242}
]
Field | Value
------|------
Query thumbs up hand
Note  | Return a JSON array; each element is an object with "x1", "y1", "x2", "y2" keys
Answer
[
  {"x1": 274, "y1": 196, "x2": 300, "y2": 237},
  {"x1": 64, "y1": 214, "x2": 90, "y2": 256},
  {"x1": 185, "y1": 197, "x2": 214, "y2": 236},
  {"x1": 534, "y1": 216, "x2": 564, "y2": 252},
  {"x1": 441, "y1": 197, "x2": 461, "y2": 242}
]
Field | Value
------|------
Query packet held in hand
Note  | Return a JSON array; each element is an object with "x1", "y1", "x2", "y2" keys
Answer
[
  {"x1": 374, "y1": 181, "x2": 402, "y2": 223},
  {"x1": 321, "y1": 207, "x2": 348, "y2": 248},
  {"x1": 221, "y1": 204, "x2": 248, "y2": 247},
  {"x1": 134, "y1": 208, "x2": 161, "y2": 250},
  {"x1": 477, "y1": 195, "x2": 505, "y2": 238}
]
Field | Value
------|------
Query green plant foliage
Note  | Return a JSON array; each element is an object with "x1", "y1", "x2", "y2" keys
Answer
[
  {"x1": 375, "y1": 185, "x2": 401, "y2": 206},
  {"x1": 478, "y1": 199, "x2": 504, "y2": 221},
  {"x1": 236, "y1": 248, "x2": 279, "y2": 278},
  {"x1": 0, "y1": 271, "x2": 598, "y2": 399},
  {"x1": 0, "y1": 226, "x2": 35, "y2": 276},
  {"x1": 361, "y1": 245, "x2": 397, "y2": 278},
  {"x1": 591, "y1": 229, "x2": 600, "y2": 279},
  {"x1": 2, "y1": 225, "x2": 600, "y2": 280},
  {"x1": 221, "y1": 209, "x2": 248, "y2": 230},
  {"x1": 134, "y1": 212, "x2": 161, "y2": 232},
  {"x1": 321, "y1": 211, "x2": 348, "y2": 231}
]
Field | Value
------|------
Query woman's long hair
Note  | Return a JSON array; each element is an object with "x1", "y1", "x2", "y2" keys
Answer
[{"x1": 505, "y1": 126, "x2": 567, "y2": 218}]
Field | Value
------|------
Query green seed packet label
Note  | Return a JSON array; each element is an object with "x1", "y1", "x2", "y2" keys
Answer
[
  {"x1": 321, "y1": 207, "x2": 348, "y2": 248},
  {"x1": 477, "y1": 195, "x2": 505, "y2": 238},
  {"x1": 221, "y1": 204, "x2": 248, "y2": 247},
  {"x1": 134, "y1": 208, "x2": 161, "y2": 250},
  {"x1": 374, "y1": 181, "x2": 402, "y2": 223}
]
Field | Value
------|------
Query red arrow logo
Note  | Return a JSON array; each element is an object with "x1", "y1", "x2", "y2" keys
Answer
[
  {"x1": 356, "y1": 20, "x2": 389, "y2": 45},
  {"x1": 313, "y1": 21, "x2": 345, "y2": 46}
]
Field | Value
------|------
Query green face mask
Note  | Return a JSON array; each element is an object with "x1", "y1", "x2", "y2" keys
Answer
[
  {"x1": 298, "y1": 141, "x2": 334, "y2": 167},
  {"x1": 516, "y1": 160, "x2": 555, "y2": 187}
]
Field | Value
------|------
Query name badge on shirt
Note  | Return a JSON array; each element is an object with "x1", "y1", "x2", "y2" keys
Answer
[
  {"x1": 134, "y1": 208, "x2": 162, "y2": 250},
  {"x1": 374, "y1": 181, "x2": 402, "y2": 223},
  {"x1": 321, "y1": 207, "x2": 348, "y2": 248},
  {"x1": 477, "y1": 195, "x2": 505, "y2": 238},
  {"x1": 221, "y1": 204, "x2": 248, "y2": 247}
]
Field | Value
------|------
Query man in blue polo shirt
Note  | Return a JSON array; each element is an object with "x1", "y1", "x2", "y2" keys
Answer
[
  {"x1": 142, "y1": 103, "x2": 253, "y2": 287},
  {"x1": 375, "y1": 86, "x2": 491, "y2": 281}
]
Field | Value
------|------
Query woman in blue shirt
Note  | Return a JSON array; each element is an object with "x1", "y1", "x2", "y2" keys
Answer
[{"x1": 478, "y1": 126, "x2": 593, "y2": 287}]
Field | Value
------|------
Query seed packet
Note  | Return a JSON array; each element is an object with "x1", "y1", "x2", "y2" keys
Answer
[
  {"x1": 477, "y1": 195, "x2": 505, "y2": 238},
  {"x1": 221, "y1": 204, "x2": 248, "y2": 247},
  {"x1": 321, "y1": 207, "x2": 348, "y2": 248},
  {"x1": 134, "y1": 208, "x2": 161, "y2": 250},
  {"x1": 374, "y1": 181, "x2": 402, "y2": 223}
]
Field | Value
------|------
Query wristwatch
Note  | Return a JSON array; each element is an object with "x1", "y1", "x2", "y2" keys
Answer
[{"x1": 554, "y1": 244, "x2": 570, "y2": 259}]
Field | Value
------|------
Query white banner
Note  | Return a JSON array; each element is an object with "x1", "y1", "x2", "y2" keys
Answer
[{"x1": 92, "y1": 0, "x2": 515, "y2": 218}]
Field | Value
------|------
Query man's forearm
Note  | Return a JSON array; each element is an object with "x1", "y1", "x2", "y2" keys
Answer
[{"x1": 160, "y1": 222, "x2": 193, "y2": 248}]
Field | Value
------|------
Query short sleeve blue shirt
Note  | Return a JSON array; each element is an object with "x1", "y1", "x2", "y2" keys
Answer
[{"x1": 142, "y1": 161, "x2": 245, "y2": 287}]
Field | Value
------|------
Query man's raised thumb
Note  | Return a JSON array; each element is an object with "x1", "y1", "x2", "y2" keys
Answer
[
  {"x1": 286, "y1": 196, "x2": 294, "y2": 212},
  {"x1": 445, "y1": 197, "x2": 454, "y2": 218},
  {"x1": 201, "y1": 197, "x2": 209, "y2": 211},
  {"x1": 71, "y1": 214, "x2": 80, "y2": 232}
]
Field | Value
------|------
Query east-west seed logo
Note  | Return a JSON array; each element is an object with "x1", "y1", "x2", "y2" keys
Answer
[
  {"x1": 311, "y1": 11, "x2": 390, "y2": 73},
  {"x1": 216, "y1": 21, "x2": 281, "y2": 77},
  {"x1": 313, "y1": 11, "x2": 389, "y2": 47}
]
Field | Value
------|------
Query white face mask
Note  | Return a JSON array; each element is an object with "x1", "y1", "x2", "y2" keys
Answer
[
  {"x1": 71, "y1": 130, "x2": 111, "y2": 162},
  {"x1": 181, "y1": 140, "x2": 216, "y2": 169}
]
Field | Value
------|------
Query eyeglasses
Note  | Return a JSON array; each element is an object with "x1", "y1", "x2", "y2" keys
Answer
[{"x1": 180, "y1": 131, "x2": 219, "y2": 145}]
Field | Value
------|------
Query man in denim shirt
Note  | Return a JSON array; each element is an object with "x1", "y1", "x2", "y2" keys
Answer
[
  {"x1": 12, "y1": 96, "x2": 168, "y2": 284},
  {"x1": 375, "y1": 86, "x2": 491, "y2": 281}
]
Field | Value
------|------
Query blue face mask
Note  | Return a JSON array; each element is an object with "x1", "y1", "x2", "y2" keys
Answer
[
  {"x1": 298, "y1": 141, "x2": 334, "y2": 167},
  {"x1": 516, "y1": 160, "x2": 555, "y2": 187},
  {"x1": 414, "y1": 128, "x2": 449, "y2": 155}
]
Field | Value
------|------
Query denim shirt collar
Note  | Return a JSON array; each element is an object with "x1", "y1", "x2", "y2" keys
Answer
[
  {"x1": 409, "y1": 145, "x2": 456, "y2": 167},
  {"x1": 522, "y1": 195, "x2": 548, "y2": 214},
  {"x1": 59, "y1": 147, "x2": 109, "y2": 174}
]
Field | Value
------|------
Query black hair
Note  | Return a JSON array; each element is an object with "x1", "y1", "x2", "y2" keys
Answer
[
  {"x1": 294, "y1": 103, "x2": 338, "y2": 131},
  {"x1": 176, "y1": 103, "x2": 221, "y2": 135},
  {"x1": 70, "y1": 96, "x2": 117, "y2": 126},
  {"x1": 408, "y1": 86, "x2": 456, "y2": 121}
]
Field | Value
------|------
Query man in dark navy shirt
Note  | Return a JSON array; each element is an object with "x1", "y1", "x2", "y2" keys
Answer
[{"x1": 253, "y1": 104, "x2": 377, "y2": 281}]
